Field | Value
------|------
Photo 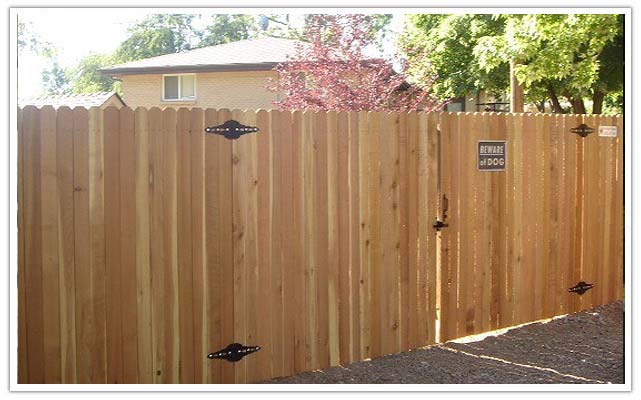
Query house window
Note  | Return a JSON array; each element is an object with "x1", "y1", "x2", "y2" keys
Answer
[{"x1": 163, "y1": 74, "x2": 196, "y2": 101}]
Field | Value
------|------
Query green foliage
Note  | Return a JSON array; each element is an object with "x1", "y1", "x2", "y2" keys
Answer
[
  {"x1": 69, "y1": 53, "x2": 120, "y2": 94},
  {"x1": 259, "y1": 14, "x2": 302, "y2": 39},
  {"x1": 198, "y1": 14, "x2": 258, "y2": 47},
  {"x1": 594, "y1": 14, "x2": 624, "y2": 98},
  {"x1": 400, "y1": 13, "x2": 624, "y2": 113},
  {"x1": 399, "y1": 14, "x2": 509, "y2": 101},
  {"x1": 258, "y1": 14, "x2": 392, "y2": 42},
  {"x1": 113, "y1": 14, "x2": 198, "y2": 62},
  {"x1": 483, "y1": 14, "x2": 620, "y2": 95},
  {"x1": 603, "y1": 91, "x2": 623, "y2": 114},
  {"x1": 41, "y1": 59, "x2": 70, "y2": 95},
  {"x1": 18, "y1": 20, "x2": 55, "y2": 58}
]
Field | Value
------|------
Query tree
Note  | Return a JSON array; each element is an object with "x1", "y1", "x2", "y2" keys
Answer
[
  {"x1": 68, "y1": 53, "x2": 120, "y2": 93},
  {"x1": 258, "y1": 14, "x2": 392, "y2": 44},
  {"x1": 400, "y1": 14, "x2": 624, "y2": 114},
  {"x1": 474, "y1": 14, "x2": 622, "y2": 114},
  {"x1": 41, "y1": 59, "x2": 71, "y2": 95},
  {"x1": 258, "y1": 14, "x2": 298, "y2": 38},
  {"x1": 113, "y1": 14, "x2": 199, "y2": 62},
  {"x1": 271, "y1": 14, "x2": 441, "y2": 112},
  {"x1": 398, "y1": 14, "x2": 509, "y2": 103},
  {"x1": 18, "y1": 20, "x2": 55, "y2": 57},
  {"x1": 198, "y1": 14, "x2": 258, "y2": 47},
  {"x1": 592, "y1": 14, "x2": 624, "y2": 114}
]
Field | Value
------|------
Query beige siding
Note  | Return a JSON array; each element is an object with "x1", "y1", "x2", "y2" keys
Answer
[{"x1": 118, "y1": 71, "x2": 280, "y2": 110}]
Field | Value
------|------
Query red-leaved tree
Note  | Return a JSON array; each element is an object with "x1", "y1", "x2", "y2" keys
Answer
[{"x1": 270, "y1": 14, "x2": 443, "y2": 112}]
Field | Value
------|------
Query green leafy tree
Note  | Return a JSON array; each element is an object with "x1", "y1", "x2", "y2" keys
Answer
[
  {"x1": 592, "y1": 14, "x2": 624, "y2": 113},
  {"x1": 41, "y1": 59, "x2": 71, "y2": 95},
  {"x1": 258, "y1": 14, "x2": 298, "y2": 38},
  {"x1": 399, "y1": 14, "x2": 509, "y2": 102},
  {"x1": 18, "y1": 20, "x2": 55, "y2": 57},
  {"x1": 69, "y1": 53, "x2": 120, "y2": 93},
  {"x1": 258, "y1": 13, "x2": 392, "y2": 43},
  {"x1": 198, "y1": 14, "x2": 259, "y2": 47},
  {"x1": 400, "y1": 14, "x2": 623, "y2": 114},
  {"x1": 474, "y1": 14, "x2": 622, "y2": 114},
  {"x1": 113, "y1": 14, "x2": 199, "y2": 62}
]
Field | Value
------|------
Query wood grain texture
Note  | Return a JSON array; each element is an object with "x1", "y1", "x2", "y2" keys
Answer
[
  {"x1": 72, "y1": 107, "x2": 91, "y2": 383},
  {"x1": 134, "y1": 107, "x2": 153, "y2": 383},
  {"x1": 40, "y1": 106, "x2": 62, "y2": 383},
  {"x1": 357, "y1": 111, "x2": 371, "y2": 360},
  {"x1": 17, "y1": 107, "x2": 28, "y2": 384},
  {"x1": 189, "y1": 108, "x2": 207, "y2": 383},
  {"x1": 55, "y1": 107, "x2": 77, "y2": 383},
  {"x1": 119, "y1": 107, "x2": 139, "y2": 383},
  {"x1": 88, "y1": 107, "x2": 107, "y2": 383},
  {"x1": 254, "y1": 109, "x2": 274, "y2": 382},
  {"x1": 177, "y1": 108, "x2": 195, "y2": 384},
  {"x1": 23, "y1": 106, "x2": 45, "y2": 384},
  {"x1": 104, "y1": 107, "x2": 123, "y2": 383}
]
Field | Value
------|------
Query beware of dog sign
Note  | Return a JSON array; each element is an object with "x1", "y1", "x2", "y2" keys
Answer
[{"x1": 478, "y1": 140, "x2": 506, "y2": 171}]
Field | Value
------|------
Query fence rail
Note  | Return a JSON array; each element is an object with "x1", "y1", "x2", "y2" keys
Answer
[{"x1": 17, "y1": 106, "x2": 623, "y2": 384}]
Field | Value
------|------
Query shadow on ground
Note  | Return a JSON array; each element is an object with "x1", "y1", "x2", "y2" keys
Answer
[{"x1": 266, "y1": 301, "x2": 624, "y2": 384}]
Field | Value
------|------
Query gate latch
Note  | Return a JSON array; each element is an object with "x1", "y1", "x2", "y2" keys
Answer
[
  {"x1": 433, "y1": 219, "x2": 449, "y2": 231},
  {"x1": 434, "y1": 194, "x2": 449, "y2": 231}
]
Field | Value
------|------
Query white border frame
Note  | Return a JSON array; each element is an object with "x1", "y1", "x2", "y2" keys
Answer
[
  {"x1": 161, "y1": 73, "x2": 197, "y2": 102},
  {"x1": 7, "y1": 4, "x2": 633, "y2": 394}
]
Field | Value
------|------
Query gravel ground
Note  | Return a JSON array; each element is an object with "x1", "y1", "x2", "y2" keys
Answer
[{"x1": 267, "y1": 301, "x2": 624, "y2": 384}]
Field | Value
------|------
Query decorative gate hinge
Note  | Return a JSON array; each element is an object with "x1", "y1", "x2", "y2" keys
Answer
[
  {"x1": 207, "y1": 343, "x2": 261, "y2": 362},
  {"x1": 568, "y1": 281, "x2": 594, "y2": 295},
  {"x1": 205, "y1": 120, "x2": 259, "y2": 140},
  {"x1": 570, "y1": 124, "x2": 594, "y2": 138}
]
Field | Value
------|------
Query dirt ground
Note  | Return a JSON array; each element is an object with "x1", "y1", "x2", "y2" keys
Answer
[{"x1": 267, "y1": 301, "x2": 624, "y2": 384}]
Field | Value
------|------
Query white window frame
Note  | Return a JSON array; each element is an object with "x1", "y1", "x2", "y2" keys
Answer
[{"x1": 162, "y1": 73, "x2": 197, "y2": 102}]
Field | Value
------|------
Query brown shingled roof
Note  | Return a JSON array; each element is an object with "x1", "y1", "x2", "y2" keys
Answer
[
  {"x1": 18, "y1": 91, "x2": 125, "y2": 109},
  {"x1": 100, "y1": 37, "x2": 310, "y2": 75}
]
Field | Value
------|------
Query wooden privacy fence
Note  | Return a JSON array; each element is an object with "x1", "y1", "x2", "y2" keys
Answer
[{"x1": 17, "y1": 106, "x2": 623, "y2": 384}]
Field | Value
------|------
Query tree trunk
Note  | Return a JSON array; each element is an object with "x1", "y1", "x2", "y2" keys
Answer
[
  {"x1": 535, "y1": 101, "x2": 545, "y2": 112},
  {"x1": 547, "y1": 85, "x2": 564, "y2": 113},
  {"x1": 510, "y1": 60, "x2": 524, "y2": 112},
  {"x1": 592, "y1": 91, "x2": 604, "y2": 114},
  {"x1": 570, "y1": 97, "x2": 586, "y2": 114}
]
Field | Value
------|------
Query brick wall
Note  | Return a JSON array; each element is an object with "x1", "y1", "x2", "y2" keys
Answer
[{"x1": 118, "y1": 71, "x2": 281, "y2": 109}]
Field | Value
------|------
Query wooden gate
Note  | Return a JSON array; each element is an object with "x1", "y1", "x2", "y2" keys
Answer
[
  {"x1": 17, "y1": 107, "x2": 623, "y2": 384},
  {"x1": 437, "y1": 113, "x2": 624, "y2": 342}
]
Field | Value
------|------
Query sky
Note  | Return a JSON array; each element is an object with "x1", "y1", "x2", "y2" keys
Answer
[{"x1": 17, "y1": 9, "x2": 406, "y2": 98}]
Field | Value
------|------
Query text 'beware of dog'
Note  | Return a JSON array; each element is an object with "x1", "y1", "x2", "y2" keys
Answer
[{"x1": 478, "y1": 140, "x2": 506, "y2": 171}]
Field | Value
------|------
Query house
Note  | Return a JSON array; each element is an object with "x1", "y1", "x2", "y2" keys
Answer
[
  {"x1": 100, "y1": 37, "x2": 310, "y2": 110},
  {"x1": 18, "y1": 91, "x2": 126, "y2": 109},
  {"x1": 445, "y1": 93, "x2": 510, "y2": 112}
]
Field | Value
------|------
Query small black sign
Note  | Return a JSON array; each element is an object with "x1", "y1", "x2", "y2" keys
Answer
[{"x1": 478, "y1": 140, "x2": 506, "y2": 171}]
